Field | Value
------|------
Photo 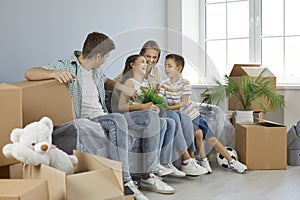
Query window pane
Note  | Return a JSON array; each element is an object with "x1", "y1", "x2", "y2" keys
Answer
[
  {"x1": 227, "y1": 1, "x2": 249, "y2": 38},
  {"x1": 206, "y1": 40, "x2": 226, "y2": 80},
  {"x1": 206, "y1": 3, "x2": 226, "y2": 39},
  {"x1": 285, "y1": 0, "x2": 300, "y2": 35},
  {"x1": 227, "y1": 39, "x2": 249, "y2": 72},
  {"x1": 206, "y1": 0, "x2": 225, "y2": 3},
  {"x1": 261, "y1": 37, "x2": 284, "y2": 77},
  {"x1": 262, "y1": 0, "x2": 284, "y2": 36},
  {"x1": 285, "y1": 37, "x2": 300, "y2": 77}
]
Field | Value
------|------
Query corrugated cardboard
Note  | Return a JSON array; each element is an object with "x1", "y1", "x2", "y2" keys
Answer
[
  {"x1": 235, "y1": 121, "x2": 287, "y2": 170},
  {"x1": 12, "y1": 80, "x2": 75, "y2": 126},
  {"x1": 0, "y1": 179, "x2": 48, "y2": 200},
  {"x1": 23, "y1": 151, "x2": 124, "y2": 200},
  {"x1": 1, "y1": 80, "x2": 75, "y2": 167},
  {"x1": 228, "y1": 64, "x2": 276, "y2": 112},
  {"x1": 0, "y1": 163, "x2": 23, "y2": 179},
  {"x1": 0, "y1": 84, "x2": 22, "y2": 167}
]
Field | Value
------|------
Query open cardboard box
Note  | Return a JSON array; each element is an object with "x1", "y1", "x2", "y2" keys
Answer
[
  {"x1": 228, "y1": 64, "x2": 276, "y2": 112},
  {"x1": 1, "y1": 80, "x2": 75, "y2": 167},
  {"x1": 23, "y1": 151, "x2": 125, "y2": 200},
  {"x1": 0, "y1": 163, "x2": 49, "y2": 200},
  {"x1": 235, "y1": 121, "x2": 287, "y2": 170},
  {"x1": 0, "y1": 179, "x2": 48, "y2": 200}
]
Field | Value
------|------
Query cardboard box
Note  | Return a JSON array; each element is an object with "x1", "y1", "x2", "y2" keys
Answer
[
  {"x1": 235, "y1": 122, "x2": 287, "y2": 170},
  {"x1": 0, "y1": 163, "x2": 23, "y2": 179},
  {"x1": 231, "y1": 111, "x2": 265, "y2": 127},
  {"x1": 228, "y1": 64, "x2": 276, "y2": 112},
  {"x1": 0, "y1": 84, "x2": 22, "y2": 167},
  {"x1": 23, "y1": 151, "x2": 124, "y2": 200},
  {"x1": 1, "y1": 80, "x2": 75, "y2": 166},
  {"x1": 12, "y1": 80, "x2": 75, "y2": 126},
  {"x1": 0, "y1": 179, "x2": 48, "y2": 200}
]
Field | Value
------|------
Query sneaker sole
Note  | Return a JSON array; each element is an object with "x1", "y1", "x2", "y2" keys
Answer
[
  {"x1": 236, "y1": 169, "x2": 247, "y2": 174},
  {"x1": 157, "y1": 170, "x2": 173, "y2": 177},
  {"x1": 170, "y1": 173, "x2": 186, "y2": 178},
  {"x1": 140, "y1": 183, "x2": 175, "y2": 194},
  {"x1": 182, "y1": 170, "x2": 208, "y2": 176}
]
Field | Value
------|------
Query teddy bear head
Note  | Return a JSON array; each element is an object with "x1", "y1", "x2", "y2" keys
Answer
[{"x1": 10, "y1": 116, "x2": 53, "y2": 154}]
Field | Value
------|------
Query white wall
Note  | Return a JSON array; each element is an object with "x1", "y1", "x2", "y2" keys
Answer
[{"x1": 0, "y1": 0, "x2": 167, "y2": 83}]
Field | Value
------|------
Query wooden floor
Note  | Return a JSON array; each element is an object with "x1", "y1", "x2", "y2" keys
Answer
[{"x1": 142, "y1": 159, "x2": 300, "y2": 200}]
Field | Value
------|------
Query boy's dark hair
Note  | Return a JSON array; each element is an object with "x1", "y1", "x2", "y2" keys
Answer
[
  {"x1": 165, "y1": 54, "x2": 185, "y2": 72},
  {"x1": 139, "y1": 40, "x2": 161, "y2": 63},
  {"x1": 82, "y1": 32, "x2": 115, "y2": 59}
]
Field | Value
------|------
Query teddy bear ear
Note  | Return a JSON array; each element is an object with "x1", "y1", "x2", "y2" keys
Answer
[
  {"x1": 10, "y1": 128, "x2": 23, "y2": 143},
  {"x1": 40, "y1": 116, "x2": 53, "y2": 131}
]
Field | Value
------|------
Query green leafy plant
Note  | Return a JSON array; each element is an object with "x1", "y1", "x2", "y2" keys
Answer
[
  {"x1": 137, "y1": 89, "x2": 167, "y2": 110},
  {"x1": 201, "y1": 68, "x2": 285, "y2": 111}
]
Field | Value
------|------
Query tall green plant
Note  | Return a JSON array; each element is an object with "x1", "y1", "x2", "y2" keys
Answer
[{"x1": 201, "y1": 68, "x2": 285, "y2": 111}]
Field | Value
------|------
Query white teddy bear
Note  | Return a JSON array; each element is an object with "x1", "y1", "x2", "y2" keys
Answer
[{"x1": 2, "y1": 116, "x2": 78, "y2": 175}]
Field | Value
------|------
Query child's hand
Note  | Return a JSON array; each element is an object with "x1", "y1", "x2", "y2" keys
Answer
[
  {"x1": 168, "y1": 102, "x2": 176, "y2": 106},
  {"x1": 150, "y1": 105, "x2": 160, "y2": 114}
]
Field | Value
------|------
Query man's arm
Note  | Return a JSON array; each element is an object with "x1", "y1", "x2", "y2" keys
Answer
[{"x1": 25, "y1": 67, "x2": 76, "y2": 84}]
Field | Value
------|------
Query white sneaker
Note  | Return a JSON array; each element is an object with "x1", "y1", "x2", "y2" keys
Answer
[
  {"x1": 140, "y1": 173, "x2": 175, "y2": 194},
  {"x1": 200, "y1": 158, "x2": 212, "y2": 174},
  {"x1": 181, "y1": 158, "x2": 208, "y2": 176},
  {"x1": 229, "y1": 160, "x2": 247, "y2": 174},
  {"x1": 164, "y1": 163, "x2": 186, "y2": 177},
  {"x1": 157, "y1": 163, "x2": 173, "y2": 176},
  {"x1": 124, "y1": 180, "x2": 149, "y2": 200}
]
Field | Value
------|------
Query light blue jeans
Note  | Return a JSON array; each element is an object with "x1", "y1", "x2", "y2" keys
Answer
[
  {"x1": 122, "y1": 110, "x2": 160, "y2": 175},
  {"x1": 53, "y1": 116, "x2": 132, "y2": 182},
  {"x1": 90, "y1": 113, "x2": 132, "y2": 181},
  {"x1": 159, "y1": 118, "x2": 175, "y2": 165},
  {"x1": 165, "y1": 110, "x2": 196, "y2": 162}
]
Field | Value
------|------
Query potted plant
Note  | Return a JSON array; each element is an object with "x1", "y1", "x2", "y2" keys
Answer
[{"x1": 201, "y1": 68, "x2": 285, "y2": 122}]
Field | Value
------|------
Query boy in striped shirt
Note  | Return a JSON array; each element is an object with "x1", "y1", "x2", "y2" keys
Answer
[{"x1": 159, "y1": 54, "x2": 247, "y2": 174}]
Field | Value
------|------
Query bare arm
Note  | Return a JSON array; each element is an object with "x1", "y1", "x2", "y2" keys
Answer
[
  {"x1": 25, "y1": 67, "x2": 76, "y2": 84},
  {"x1": 118, "y1": 80, "x2": 159, "y2": 113},
  {"x1": 167, "y1": 95, "x2": 190, "y2": 111},
  {"x1": 105, "y1": 78, "x2": 137, "y2": 100}
]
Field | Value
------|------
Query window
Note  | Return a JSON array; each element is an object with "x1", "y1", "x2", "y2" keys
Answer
[{"x1": 203, "y1": 0, "x2": 300, "y2": 84}]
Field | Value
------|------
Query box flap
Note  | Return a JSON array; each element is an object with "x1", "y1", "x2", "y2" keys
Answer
[
  {"x1": 229, "y1": 64, "x2": 261, "y2": 76},
  {"x1": 23, "y1": 164, "x2": 67, "y2": 200},
  {"x1": 66, "y1": 168, "x2": 124, "y2": 200},
  {"x1": 73, "y1": 151, "x2": 123, "y2": 191},
  {"x1": 241, "y1": 67, "x2": 275, "y2": 77},
  {"x1": 0, "y1": 179, "x2": 48, "y2": 200}
]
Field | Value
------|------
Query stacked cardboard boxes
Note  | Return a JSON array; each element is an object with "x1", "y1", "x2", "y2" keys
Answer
[
  {"x1": 0, "y1": 80, "x2": 75, "y2": 167},
  {"x1": 1, "y1": 80, "x2": 130, "y2": 199}
]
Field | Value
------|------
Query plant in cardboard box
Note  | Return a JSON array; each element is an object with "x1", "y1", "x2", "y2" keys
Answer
[
  {"x1": 2, "y1": 116, "x2": 78, "y2": 175},
  {"x1": 201, "y1": 68, "x2": 285, "y2": 122}
]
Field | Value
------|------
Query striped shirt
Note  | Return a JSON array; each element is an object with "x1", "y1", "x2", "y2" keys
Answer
[{"x1": 159, "y1": 77, "x2": 200, "y2": 120}]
